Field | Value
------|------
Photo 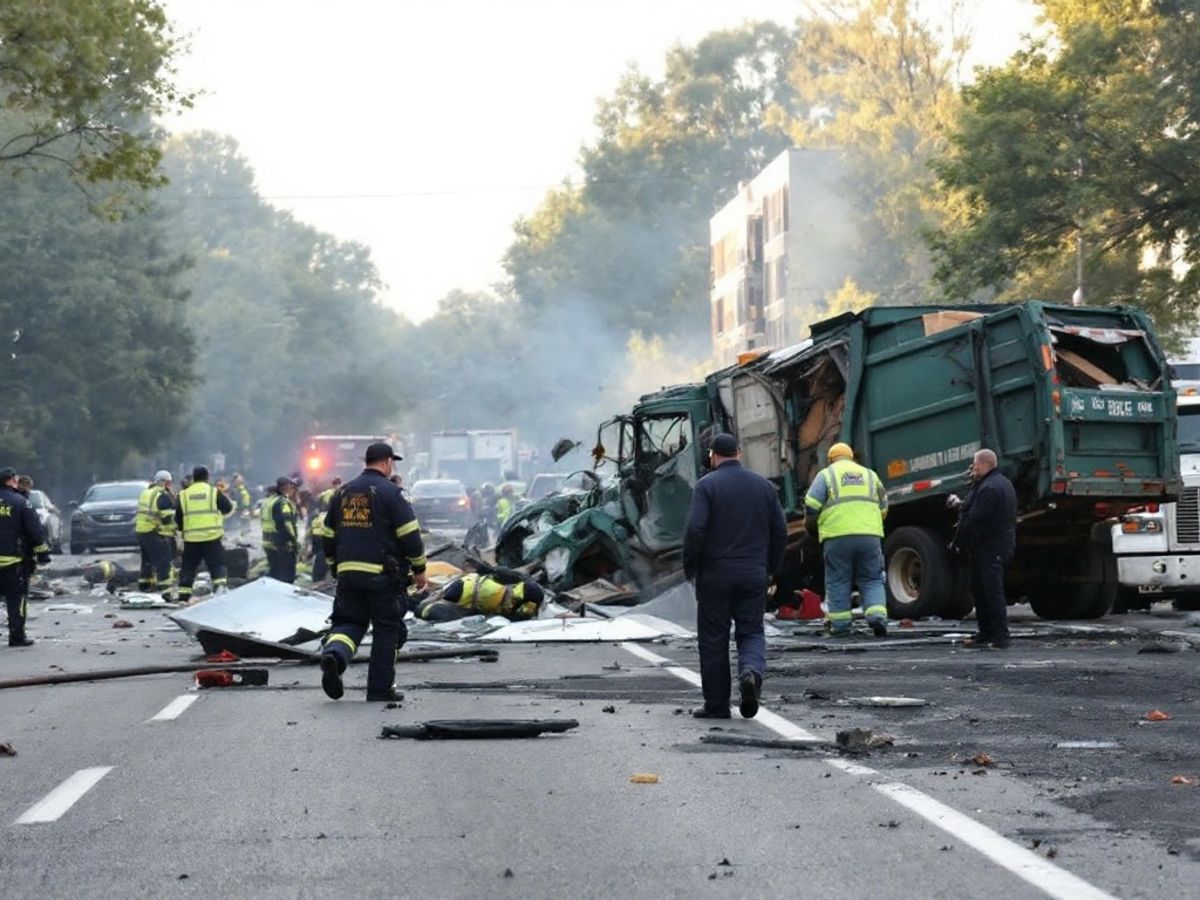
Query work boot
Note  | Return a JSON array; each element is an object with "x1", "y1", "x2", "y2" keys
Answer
[
  {"x1": 869, "y1": 618, "x2": 888, "y2": 638},
  {"x1": 366, "y1": 686, "x2": 404, "y2": 702},
  {"x1": 8, "y1": 637, "x2": 34, "y2": 648},
  {"x1": 692, "y1": 707, "x2": 731, "y2": 719},
  {"x1": 319, "y1": 653, "x2": 344, "y2": 700},
  {"x1": 738, "y1": 670, "x2": 761, "y2": 719}
]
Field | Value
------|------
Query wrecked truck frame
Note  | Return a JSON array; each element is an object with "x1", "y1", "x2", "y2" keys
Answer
[{"x1": 500, "y1": 303, "x2": 1182, "y2": 620}]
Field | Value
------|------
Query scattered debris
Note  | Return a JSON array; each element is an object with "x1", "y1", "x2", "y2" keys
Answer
[
  {"x1": 699, "y1": 734, "x2": 825, "y2": 751},
  {"x1": 602, "y1": 705, "x2": 617, "y2": 714},
  {"x1": 972, "y1": 752, "x2": 995, "y2": 768},
  {"x1": 195, "y1": 668, "x2": 269, "y2": 688},
  {"x1": 630, "y1": 773, "x2": 660, "y2": 784},
  {"x1": 835, "y1": 728, "x2": 894, "y2": 751},
  {"x1": 503, "y1": 868, "x2": 514, "y2": 879},
  {"x1": 1170, "y1": 775, "x2": 1198, "y2": 786},
  {"x1": 1145, "y1": 710, "x2": 1172, "y2": 722},
  {"x1": 43, "y1": 603, "x2": 93, "y2": 614},
  {"x1": 1055, "y1": 741, "x2": 1119, "y2": 750},
  {"x1": 397, "y1": 647, "x2": 499, "y2": 664},
  {"x1": 478, "y1": 614, "x2": 691, "y2": 643},
  {"x1": 120, "y1": 593, "x2": 179, "y2": 610},
  {"x1": 0, "y1": 741, "x2": 15, "y2": 757},
  {"x1": 169, "y1": 578, "x2": 333, "y2": 656},
  {"x1": 380, "y1": 719, "x2": 580, "y2": 740},
  {"x1": 111, "y1": 620, "x2": 133, "y2": 629},
  {"x1": 0, "y1": 660, "x2": 301, "y2": 691}
]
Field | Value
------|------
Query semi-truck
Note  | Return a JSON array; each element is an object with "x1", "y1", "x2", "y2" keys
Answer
[
  {"x1": 429, "y1": 429, "x2": 518, "y2": 486},
  {"x1": 497, "y1": 302, "x2": 1182, "y2": 620},
  {"x1": 1111, "y1": 381, "x2": 1200, "y2": 610}
]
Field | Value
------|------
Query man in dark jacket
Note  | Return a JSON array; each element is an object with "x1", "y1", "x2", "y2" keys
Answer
[
  {"x1": 683, "y1": 433, "x2": 787, "y2": 719},
  {"x1": 952, "y1": 449, "x2": 1018, "y2": 648}
]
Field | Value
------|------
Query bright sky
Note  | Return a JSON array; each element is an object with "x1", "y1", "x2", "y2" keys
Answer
[{"x1": 163, "y1": 0, "x2": 1041, "y2": 323}]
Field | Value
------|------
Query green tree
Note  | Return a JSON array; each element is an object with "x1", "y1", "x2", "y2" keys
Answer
[
  {"x1": 788, "y1": 0, "x2": 968, "y2": 303},
  {"x1": 0, "y1": 0, "x2": 190, "y2": 188},
  {"x1": 0, "y1": 168, "x2": 194, "y2": 496},
  {"x1": 931, "y1": 0, "x2": 1200, "y2": 341},
  {"x1": 505, "y1": 22, "x2": 797, "y2": 338},
  {"x1": 160, "y1": 133, "x2": 403, "y2": 479}
]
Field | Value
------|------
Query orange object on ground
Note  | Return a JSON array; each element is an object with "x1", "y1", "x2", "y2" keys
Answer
[{"x1": 1146, "y1": 710, "x2": 1172, "y2": 722}]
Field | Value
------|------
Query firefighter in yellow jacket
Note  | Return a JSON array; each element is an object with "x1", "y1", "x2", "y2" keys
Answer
[
  {"x1": 261, "y1": 476, "x2": 299, "y2": 583},
  {"x1": 135, "y1": 470, "x2": 176, "y2": 592},
  {"x1": 175, "y1": 465, "x2": 234, "y2": 602},
  {"x1": 417, "y1": 572, "x2": 544, "y2": 622}
]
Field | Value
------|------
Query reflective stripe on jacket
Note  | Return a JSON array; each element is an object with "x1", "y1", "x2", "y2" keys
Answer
[
  {"x1": 806, "y1": 459, "x2": 887, "y2": 541},
  {"x1": 179, "y1": 483, "x2": 224, "y2": 542}
]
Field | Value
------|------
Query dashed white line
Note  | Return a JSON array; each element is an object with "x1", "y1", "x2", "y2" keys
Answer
[
  {"x1": 148, "y1": 694, "x2": 198, "y2": 722},
  {"x1": 15, "y1": 767, "x2": 114, "y2": 825},
  {"x1": 875, "y1": 782, "x2": 1118, "y2": 900},
  {"x1": 618, "y1": 641, "x2": 1117, "y2": 900}
]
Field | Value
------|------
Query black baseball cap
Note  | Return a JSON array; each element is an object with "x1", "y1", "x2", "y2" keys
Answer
[
  {"x1": 710, "y1": 433, "x2": 739, "y2": 456},
  {"x1": 0, "y1": 466, "x2": 16, "y2": 482},
  {"x1": 276, "y1": 476, "x2": 295, "y2": 490},
  {"x1": 365, "y1": 442, "x2": 403, "y2": 463}
]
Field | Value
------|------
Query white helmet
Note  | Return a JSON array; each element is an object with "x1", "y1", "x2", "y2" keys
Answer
[{"x1": 154, "y1": 469, "x2": 173, "y2": 484}]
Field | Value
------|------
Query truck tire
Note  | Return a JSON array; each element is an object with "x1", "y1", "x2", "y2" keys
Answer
[
  {"x1": 884, "y1": 526, "x2": 959, "y2": 619},
  {"x1": 1028, "y1": 542, "x2": 1117, "y2": 620}
]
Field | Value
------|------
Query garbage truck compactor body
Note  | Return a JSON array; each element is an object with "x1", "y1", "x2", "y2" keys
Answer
[{"x1": 520, "y1": 302, "x2": 1181, "y2": 621}]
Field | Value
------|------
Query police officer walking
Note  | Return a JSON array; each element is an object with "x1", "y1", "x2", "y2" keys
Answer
[
  {"x1": 261, "y1": 476, "x2": 299, "y2": 583},
  {"x1": 0, "y1": 467, "x2": 49, "y2": 646},
  {"x1": 318, "y1": 442, "x2": 427, "y2": 702},
  {"x1": 683, "y1": 434, "x2": 787, "y2": 720},
  {"x1": 135, "y1": 470, "x2": 176, "y2": 593},
  {"x1": 804, "y1": 443, "x2": 890, "y2": 637},
  {"x1": 951, "y1": 449, "x2": 1017, "y2": 648},
  {"x1": 175, "y1": 465, "x2": 234, "y2": 602}
]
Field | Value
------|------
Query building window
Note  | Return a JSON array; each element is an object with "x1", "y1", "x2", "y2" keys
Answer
[{"x1": 714, "y1": 297, "x2": 725, "y2": 334}]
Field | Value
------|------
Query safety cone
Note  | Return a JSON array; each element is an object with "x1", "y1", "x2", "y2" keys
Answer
[{"x1": 798, "y1": 588, "x2": 824, "y2": 620}]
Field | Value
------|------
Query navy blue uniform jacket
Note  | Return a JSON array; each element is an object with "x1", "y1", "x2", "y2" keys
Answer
[
  {"x1": 955, "y1": 468, "x2": 1017, "y2": 557},
  {"x1": 682, "y1": 460, "x2": 787, "y2": 581}
]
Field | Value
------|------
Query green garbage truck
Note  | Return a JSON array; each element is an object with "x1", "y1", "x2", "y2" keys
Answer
[{"x1": 498, "y1": 302, "x2": 1181, "y2": 620}]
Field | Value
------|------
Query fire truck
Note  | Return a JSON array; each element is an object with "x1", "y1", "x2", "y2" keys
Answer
[{"x1": 301, "y1": 434, "x2": 401, "y2": 488}]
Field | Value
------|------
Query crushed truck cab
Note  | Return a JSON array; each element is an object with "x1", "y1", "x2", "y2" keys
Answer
[{"x1": 500, "y1": 302, "x2": 1181, "y2": 620}]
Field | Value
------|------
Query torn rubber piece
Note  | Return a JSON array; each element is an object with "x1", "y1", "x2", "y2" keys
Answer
[
  {"x1": 380, "y1": 719, "x2": 579, "y2": 740},
  {"x1": 700, "y1": 734, "x2": 827, "y2": 751}
]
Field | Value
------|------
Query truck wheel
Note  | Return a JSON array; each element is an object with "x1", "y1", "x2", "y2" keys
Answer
[
  {"x1": 884, "y1": 526, "x2": 958, "y2": 619},
  {"x1": 1028, "y1": 543, "x2": 1117, "y2": 620}
]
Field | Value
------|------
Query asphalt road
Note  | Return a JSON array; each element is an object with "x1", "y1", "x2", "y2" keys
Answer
[{"x1": 1, "y1": 564, "x2": 1198, "y2": 898}]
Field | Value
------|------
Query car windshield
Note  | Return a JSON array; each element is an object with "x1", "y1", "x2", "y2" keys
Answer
[
  {"x1": 82, "y1": 483, "x2": 144, "y2": 503},
  {"x1": 1180, "y1": 407, "x2": 1200, "y2": 452},
  {"x1": 411, "y1": 480, "x2": 465, "y2": 499}
]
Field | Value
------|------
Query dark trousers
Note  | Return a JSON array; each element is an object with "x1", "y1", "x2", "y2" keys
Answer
[
  {"x1": 265, "y1": 545, "x2": 296, "y2": 584},
  {"x1": 2, "y1": 564, "x2": 27, "y2": 643},
  {"x1": 696, "y1": 572, "x2": 767, "y2": 713},
  {"x1": 321, "y1": 573, "x2": 408, "y2": 695},
  {"x1": 137, "y1": 533, "x2": 173, "y2": 589},
  {"x1": 311, "y1": 535, "x2": 327, "y2": 582},
  {"x1": 178, "y1": 539, "x2": 227, "y2": 599},
  {"x1": 970, "y1": 549, "x2": 1011, "y2": 642}
]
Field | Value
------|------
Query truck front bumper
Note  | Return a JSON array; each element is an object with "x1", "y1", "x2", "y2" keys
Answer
[{"x1": 1116, "y1": 554, "x2": 1200, "y2": 592}]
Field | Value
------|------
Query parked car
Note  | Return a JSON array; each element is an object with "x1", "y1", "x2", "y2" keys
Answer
[
  {"x1": 27, "y1": 489, "x2": 63, "y2": 553},
  {"x1": 69, "y1": 480, "x2": 146, "y2": 554},
  {"x1": 409, "y1": 479, "x2": 472, "y2": 528}
]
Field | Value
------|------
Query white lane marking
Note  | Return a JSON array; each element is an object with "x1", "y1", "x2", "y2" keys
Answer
[
  {"x1": 876, "y1": 783, "x2": 1118, "y2": 900},
  {"x1": 825, "y1": 758, "x2": 878, "y2": 776},
  {"x1": 15, "y1": 767, "x2": 114, "y2": 825},
  {"x1": 620, "y1": 642, "x2": 818, "y2": 741},
  {"x1": 148, "y1": 694, "x2": 198, "y2": 722},
  {"x1": 620, "y1": 642, "x2": 1117, "y2": 900}
]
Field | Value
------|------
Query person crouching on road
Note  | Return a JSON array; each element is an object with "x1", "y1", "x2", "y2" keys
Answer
[
  {"x1": 417, "y1": 572, "x2": 544, "y2": 622},
  {"x1": 683, "y1": 433, "x2": 787, "y2": 720},
  {"x1": 318, "y1": 442, "x2": 428, "y2": 703},
  {"x1": 0, "y1": 467, "x2": 49, "y2": 646},
  {"x1": 804, "y1": 443, "x2": 889, "y2": 637},
  {"x1": 261, "y1": 476, "x2": 299, "y2": 583},
  {"x1": 175, "y1": 465, "x2": 234, "y2": 602},
  {"x1": 951, "y1": 449, "x2": 1017, "y2": 649},
  {"x1": 136, "y1": 470, "x2": 177, "y2": 593}
]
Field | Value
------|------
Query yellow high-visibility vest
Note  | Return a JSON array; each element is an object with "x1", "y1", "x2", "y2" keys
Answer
[
  {"x1": 806, "y1": 459, "x2": 887, "y2": 541},
  {"x1": 179, "y1": 483, "x2": 223, "y2": 542}
]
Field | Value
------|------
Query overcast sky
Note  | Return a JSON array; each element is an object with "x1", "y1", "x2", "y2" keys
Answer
[{"x1": 163, "y1": 0, "x2": 1041, "y2": 322}]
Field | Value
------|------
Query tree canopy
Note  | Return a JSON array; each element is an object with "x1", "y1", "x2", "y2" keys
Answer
[{"x1": 931, "y1": 0, "x2": 1200, "y2": 341}]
